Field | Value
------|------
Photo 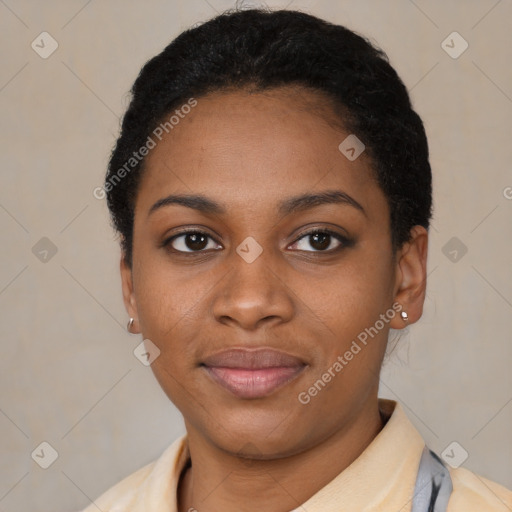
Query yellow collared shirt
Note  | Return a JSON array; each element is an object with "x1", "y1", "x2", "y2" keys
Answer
[{"x1": 81, "y1": 399, "x2": 512, "y2": 511}]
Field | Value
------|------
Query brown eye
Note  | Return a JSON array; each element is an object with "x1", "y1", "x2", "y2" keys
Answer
[
  {"x1": 308, "y1": 232, "x2": 331, "y2": 251},
  {"x1": 165, "y1": 231, "x2": 222, "y2": 253},
  {"x1": 290, "y1": 229, "x2": 351, "y2": 253}
]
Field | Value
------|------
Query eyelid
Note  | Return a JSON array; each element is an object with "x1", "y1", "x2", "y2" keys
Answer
[
  {"x1": 162, "y1": 225, "x2": 351, "y2": 254},
  {"x1": 288, "y1": 227, "x2": 350, "y2": 252},
  {"x1": 162, "y1": 228, "x2": 222, "y2": 252}
]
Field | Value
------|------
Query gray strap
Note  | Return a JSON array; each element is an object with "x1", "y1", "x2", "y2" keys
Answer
[{"x1": 411, "y1": 446, "x2": 453, "y2": 512}]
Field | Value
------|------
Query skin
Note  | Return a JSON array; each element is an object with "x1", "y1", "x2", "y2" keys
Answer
[{"x1": 120, "y1": 86, "x2": 428, "y2": 512}]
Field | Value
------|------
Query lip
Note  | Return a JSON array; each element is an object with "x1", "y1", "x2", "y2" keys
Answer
[{"x1": 201, "y1": 348, "x2": 307, "y2": 399}]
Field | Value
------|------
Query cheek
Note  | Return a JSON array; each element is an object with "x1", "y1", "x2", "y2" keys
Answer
[
  {"x1": 131, "y1": 272, "x2": 199, "y2": 384},
  {"x1": 134, "y1": 268, "x2": 201, "y2": 404},
  {"x1": 297, "y1": 261, "x2": 391, "y2": 336},
  {"x1": 294, "y1": 258, "x2": 394, "y2": 382},
  {"x1": 133, "y1": 250, "x2": 199, "y2": 332}
]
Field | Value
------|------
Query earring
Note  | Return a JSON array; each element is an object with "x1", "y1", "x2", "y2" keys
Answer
[
  {"x1": 400, "y1": 311, "x2": 409, "y2": 322},
  {"x1": 127, "y1": 317, "x2": 134, "y2": 332}
]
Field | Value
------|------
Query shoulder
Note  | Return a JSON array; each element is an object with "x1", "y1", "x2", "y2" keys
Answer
[
  {"x1": 81, "y1": 460, "x2": 155, "y2": 511},
  {"x1": 80, "y1": 434, "x2": 188, "y2": 512},
  {"x1": 448, "y1": 466, "x2": 512, "y2": 511}
]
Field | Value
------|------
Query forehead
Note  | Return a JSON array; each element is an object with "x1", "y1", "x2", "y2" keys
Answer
[{"x1": 137, "y1": 87, "x2": 386, "y2": 221}]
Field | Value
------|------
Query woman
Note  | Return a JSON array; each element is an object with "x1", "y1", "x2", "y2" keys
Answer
[{"x1": 83, "y1": 8, "x2": 512, "y2": 512}]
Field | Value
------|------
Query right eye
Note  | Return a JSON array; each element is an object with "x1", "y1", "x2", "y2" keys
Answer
[{"x1": 163, "y1": 230, "x2": 223, "y2": 253}]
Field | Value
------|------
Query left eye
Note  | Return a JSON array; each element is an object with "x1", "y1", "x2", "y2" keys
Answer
[{"x1": 290, "y1": 230, "x2": 346, "y2": 252}]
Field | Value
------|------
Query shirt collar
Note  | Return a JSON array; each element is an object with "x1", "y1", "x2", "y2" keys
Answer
[
  {"x1": 289, "y1": 399, "x2": 425, "y2": 511},
  {"x1": 125, "y1": 399, "x2": 425, "y2": 512}
]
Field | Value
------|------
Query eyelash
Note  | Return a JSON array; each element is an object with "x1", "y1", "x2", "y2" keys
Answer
[{"x1": 161, "y1": 228, "x2": 353, "y2": 255}]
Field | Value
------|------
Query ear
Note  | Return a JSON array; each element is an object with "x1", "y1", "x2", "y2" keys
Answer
[
  {"x1": 120, "y1": 253, "x2": 140, "y2": 334},
  {"x1": 390, "y1": 225, "x2": 429, "y2": 329}
]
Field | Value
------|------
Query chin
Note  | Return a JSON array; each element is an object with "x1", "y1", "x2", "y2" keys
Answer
[{"x1": 201, "y1": 408, "x2": 309, "y2": 459}]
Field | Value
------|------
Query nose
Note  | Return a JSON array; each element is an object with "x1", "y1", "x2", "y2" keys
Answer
[{"x1": 211, "y1": 246, "x2": 295, "y2": 331}]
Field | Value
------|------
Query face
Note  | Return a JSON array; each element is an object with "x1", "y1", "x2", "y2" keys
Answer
[{"x1": 121, "y1": 86, "x2": 427, "y2": 459}]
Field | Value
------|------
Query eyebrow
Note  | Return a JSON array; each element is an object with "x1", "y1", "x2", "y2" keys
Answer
[{"x1": 148, "y1": 190, "x2": 366, "y2": 218}]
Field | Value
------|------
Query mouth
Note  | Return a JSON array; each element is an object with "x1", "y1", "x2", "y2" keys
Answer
[{"x1": 201, "y1": 348, "x2": 307, "y2": 399}]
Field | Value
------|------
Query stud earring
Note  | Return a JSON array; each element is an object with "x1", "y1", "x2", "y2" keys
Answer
[
  {"x1": 400, "y1": 311, "x2": 409, "y2": 322},
  {"x1": 127, "y1": 317, "x2": 134, "y2": 332}
]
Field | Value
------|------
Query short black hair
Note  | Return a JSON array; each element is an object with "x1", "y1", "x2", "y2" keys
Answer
[{"x1": 105, "y1": 8, "x2": 432, "y2": 266}]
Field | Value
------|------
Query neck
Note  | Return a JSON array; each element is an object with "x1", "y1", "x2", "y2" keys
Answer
[{"x1": 178, "y1": 398, "x2": 386, "y2": 512}]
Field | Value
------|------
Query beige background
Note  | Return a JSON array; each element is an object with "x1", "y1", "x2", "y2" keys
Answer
[{"x1": 0, "y1": 0, "x2": 511, "y2": 510}]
